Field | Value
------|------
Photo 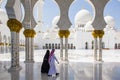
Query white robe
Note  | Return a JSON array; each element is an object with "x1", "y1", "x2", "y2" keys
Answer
[{"x1": 48, "y1": 54, "x2": 58, "y2": 75}]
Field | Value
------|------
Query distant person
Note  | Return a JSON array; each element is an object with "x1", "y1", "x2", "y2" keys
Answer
[
  {"x1": 48, "y1": 49, "x2": 59, "y2": 77},
  {"x1": 41, "y1": 50, "x2": 50, "y2": 73}
]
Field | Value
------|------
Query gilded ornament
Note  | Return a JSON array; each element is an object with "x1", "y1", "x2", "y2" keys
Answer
[
  {"x1": 7, "y1": 19, "x2": 22, "y2": 33},
  {"x1": 92, "y1": 30, "x2": 104, "y2": 38},
  {"x1": 23, "y1": 29, "x2": 36, "y2": 38},
  {"x1": 58, "y1": 30, "x2": 70, "y2": 38}
]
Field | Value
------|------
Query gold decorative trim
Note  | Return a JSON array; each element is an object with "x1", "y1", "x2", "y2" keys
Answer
[
  {"x1": 64, "y1": 30, "x2": 70, "y2": 38},
  {"x1": 0, "y1": 43, "x2": 4, "y2": 46},
  {"x1": 58, "y1": 30, "x2": 70, "y2": 38},
  {"x1": 7, "y1": 19, "x2": 22, "y2": 33},
  {"x1": 23, "y1": 29, "x2": 36, "y2": 38},
  {"x1": 92, "y1": 30, "x2": 104, "y2": 38},
  {"x1": 58, "y1": 30, "x2": 64, "y2": 38},
  {"x1": 92, "y1": 30, "x2": 98, "y2": 38},
  {"x1": 98, "y1": 30, "x2": 104, "y2": 38}
]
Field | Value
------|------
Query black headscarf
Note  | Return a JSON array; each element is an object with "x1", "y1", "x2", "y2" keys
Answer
[{"x1": 43, "y1": 50, "x2": 50, "y2": 61}]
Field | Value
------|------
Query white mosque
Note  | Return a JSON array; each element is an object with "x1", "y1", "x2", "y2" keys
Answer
[
  {"x1": 34, "y1": 9, "x2": 120, "y2": 50},
  {"x1": 0, "y1": 8, "x2": 120, "y2": 51}
]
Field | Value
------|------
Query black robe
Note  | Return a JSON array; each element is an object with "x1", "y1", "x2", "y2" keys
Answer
[{"x1": 41, "y1": 50, "x2": 50, "y2": 73}]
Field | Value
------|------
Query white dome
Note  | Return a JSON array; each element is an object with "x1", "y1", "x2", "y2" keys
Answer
[
  {"x1": 75, "y1": 9, "x2": 92, "y2": 27},
  {"x1": 84, "y1": 21, "x2": 94, "y2": 32},
  {"x1": 0, "y1": 8, "x2": 8, "y2": 24},
  {"x1": 104, "y1": 16, "x2": 115, "y2": 28}
]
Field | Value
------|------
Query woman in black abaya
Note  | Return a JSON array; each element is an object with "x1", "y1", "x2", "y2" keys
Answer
[{"x1": 41, "y1": 50, "x2": 50, "y2": 73}]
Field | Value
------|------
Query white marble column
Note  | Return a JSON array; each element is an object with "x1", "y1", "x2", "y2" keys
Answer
[
  {"x1": 7, "y1": 19, "x2": 22, "y2": 72},
  {"x1": 55, "y1": 0, "x2": 74, "y2": 61},
  {"x1": 59, "y1": 30, "x2": 70, "y2": 61},
  {"x1": 60, "y1": 38, "x2": 63, "y2": 60},
  {"x1": 25, "y1": 38, "x2": 34, "y2": 63},
  {"x1": 23, "y1": 29, "x2": 36, "y2": 63},
  {"x1": 9, "y1": 32, "x2": 21, "y2": 71},
  {"x1": 65, "y1": 38, "x2": 68, "y2": 61},
  {"x1": 92, "y1": 30, "x2": 104, "y2": 62},
  {"x1": 92, "y1": 31, "x2": 98, "y2": 61},
  {"x1": 94, "y1": 38, "x2": 97, "y2": 61},
  {"x1": 98, "y1": 38, "x2": 103, "y2": 61},
  {"x1": 90, "y1": 0, "x2": 109, "y2": 62},
  {"x1": 98, "y1": 30, "x2": 104, "y2": 62},
  {"x1": 10, "y1": 32, "x2": 17, "y2": 68},
  {"x1": 21, "y1": 0, "x2": 37, "y2": 63},
  {"x1": 16, "y1": 33, "x2": 20, "y2": 68}
]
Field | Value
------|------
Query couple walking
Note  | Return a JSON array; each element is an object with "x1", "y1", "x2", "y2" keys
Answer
[{"x1": 41, "y1": 49, "x2": 59, "y2": 77}]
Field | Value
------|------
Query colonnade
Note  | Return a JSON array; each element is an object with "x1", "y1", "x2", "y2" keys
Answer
[
  {"x1": 3, "y1": 0, "x2": 110, "y2": 71},
  {"x1": 42, "y1": 43, "x2": 75, "y2": 50},
  {"x1": 5, "y1": 0, "x2": 37, "y2": 71}
]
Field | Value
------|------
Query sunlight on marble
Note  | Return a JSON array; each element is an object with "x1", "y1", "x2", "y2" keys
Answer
[
  {"x1": 1, "y1": 50, "x2": 120, "y2": 62},
  {"x1": 0, "y1": 61, "x2": 120, "y2": 80},
  {"x1": 0, "y1": 50, "x2": 120, "y2": 80}
]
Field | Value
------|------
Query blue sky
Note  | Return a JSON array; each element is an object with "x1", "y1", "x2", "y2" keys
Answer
[
  {"x1": 43, "y1": 0, "x2": 120, "y2": 30},
  {"x1": 1, "y1": 0, "x2": 120, "y2": 30}
]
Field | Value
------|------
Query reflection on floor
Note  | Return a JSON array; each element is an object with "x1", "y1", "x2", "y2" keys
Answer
[{"x1": 0, "y1": 61, "x2": 120, "y2": 80}]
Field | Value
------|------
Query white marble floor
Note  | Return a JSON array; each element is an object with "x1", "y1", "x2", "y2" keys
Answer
[
  {"x1": 0, "y1": 50, "x2": 120, "y2": 80},
  {"x1": 0, "y1": 61, "x2": 120, "y2": 80}
]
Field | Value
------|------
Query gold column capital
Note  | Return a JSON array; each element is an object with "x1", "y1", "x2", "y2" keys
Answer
[
  {"x1": 7, "y1": 19, "x2": 22, "y2": 33},
  {"x1": 64, "y1": 30, "x2": 70, "y2": 38},
  {"x1": 23, "y1": 29, "x2": 36, "y2": 38},
  {"x1": 98, "y1": 30, "x2": 104, "y2": 38},
  {"x1": 92, "y1": 30, "x2": 98, "y2": 38},
  {"x1": 0, "y1": 43, "x2": 4, "y2": 46},
  {"x1": 92, "y1": 30, "x2": 104, "y2": 38},
  {"x1": 58, "y1": 30, "x2": 70, "y2": 38},
  {"x1": 58, "y1": 30, "x2": 64, "y2": 38}
]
